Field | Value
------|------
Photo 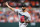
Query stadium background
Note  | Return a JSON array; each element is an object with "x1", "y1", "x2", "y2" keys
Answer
[{"x1": 0, "y1": 0, "x2": 40, "y2": 27}]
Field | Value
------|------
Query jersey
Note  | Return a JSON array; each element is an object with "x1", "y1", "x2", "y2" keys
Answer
[{"x1": 14, "y1": 9, "x2": 31, "y2": 27}]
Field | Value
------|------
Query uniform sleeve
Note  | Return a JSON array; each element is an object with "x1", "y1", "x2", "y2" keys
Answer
[
  {"x1": 14, "y1": 9, "x2": 19, "y2": 12},
  {"x1": 28, "y1": 13, "x2": 31, "y2": 21},
  {"x1": 24, "y1": 12, "x2": 31, "y2": 21}
]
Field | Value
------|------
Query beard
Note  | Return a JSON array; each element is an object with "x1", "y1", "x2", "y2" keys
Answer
[{"x1": 22, "y1": 9, "x2": 25, "y2": 11}]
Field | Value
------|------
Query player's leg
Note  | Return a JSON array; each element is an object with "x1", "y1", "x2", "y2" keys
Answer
[
  {"x1": 19, "y1": 22, "x2": 28, "y2": 27},
  {"x1": 20, "y1": 24, "x2": 27, "y2": 27}
]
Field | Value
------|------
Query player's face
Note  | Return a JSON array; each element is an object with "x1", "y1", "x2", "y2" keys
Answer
[{"x1": 22, "y1": 7, "x2": 26, "y2": 11}]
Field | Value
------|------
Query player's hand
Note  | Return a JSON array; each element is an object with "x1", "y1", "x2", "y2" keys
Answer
[{"x1": 5, "y1": 2, "x2": 8, "y2": 6}]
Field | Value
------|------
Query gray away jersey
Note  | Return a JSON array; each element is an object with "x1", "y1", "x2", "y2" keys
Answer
[{"x1": 14, "y1": 9, "x2": 31, "y2": 21}]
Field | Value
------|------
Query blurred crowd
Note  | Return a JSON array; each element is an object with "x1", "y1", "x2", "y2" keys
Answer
[
  {"x1": 0, "y1": 0, "x2": 40, "y2": 23},
  {"x1": 0, "y1": 10, "x2": 19, "y2": 23},
  {"x1": 0, "y1": 0, "x2": 40, "y2": 7},
  {"x1": 0, "y1": 7, "x2": 40, "y2": 23}
]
